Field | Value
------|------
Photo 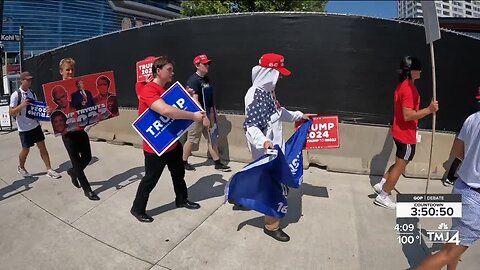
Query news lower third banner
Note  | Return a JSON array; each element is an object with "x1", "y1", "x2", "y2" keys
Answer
[{"x1": 132, "y1": 81, "x2": 204, "y2": 156}]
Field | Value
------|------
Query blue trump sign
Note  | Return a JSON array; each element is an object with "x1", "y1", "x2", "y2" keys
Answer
[
  {"x1": 132, "y1": 81, "x2": 203, "y2": 156},
  {"x1": 26, "y1": 101, "x2": 50, "y2": 121}
]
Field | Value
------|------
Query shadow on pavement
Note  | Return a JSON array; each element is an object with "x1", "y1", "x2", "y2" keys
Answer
[
  {"x1": 0, "y1": 176, "x2": 40, "y2": 202},
  {"x1": 148, "y1": 174, "x2": 228, "y2": 217},
  {"x1": 56, "y1": 156, "x2": 99, "y2": 173},
  {"x1": 396, "y1": 217, "x2": 443, "y2": 270},
  {"x1": 236, "y1": 183, "x2": 329, "y2": 231},
  {"x1": 91, "y1": 166, "x2": 144, "y2": 195},
  {"x1": 184, "y1": 159, "x2": 232, "y2": 171},
  {"x1": 186, "y1": 159, "x2": 213, "y2": 171},
  {"x1": 369, "y1": 134, "x2": 394, "y2": 188}
]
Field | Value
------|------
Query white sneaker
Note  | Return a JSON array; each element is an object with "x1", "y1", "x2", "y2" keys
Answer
[
  {"x1": 46, "y1": 169, "x2": 61, "y2": 179},
  {"x1": 373, "y1": 182, "x2": 383, "y2": 194},
  {"x1": 374, "y1": 194, "x2": 396, "y2": 209},
  {"x1": 17, "y1": 166, "x2": 32, "y2": 178}
]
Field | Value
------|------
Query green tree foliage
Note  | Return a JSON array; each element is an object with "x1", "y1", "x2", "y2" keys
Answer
[{"x1": 181, "y1": 0, "x2": 328, "y2": 16}]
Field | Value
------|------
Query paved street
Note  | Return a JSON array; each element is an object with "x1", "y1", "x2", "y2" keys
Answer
[{"x1": 1, "y1": 130, "x2": 479, "y2": 270}]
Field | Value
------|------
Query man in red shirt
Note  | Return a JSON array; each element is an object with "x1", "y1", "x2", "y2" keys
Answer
[
  {"x1": 130, "y1": 56, "x2": 206, "y2": 223},
  {"x1": 373, "y1": 56, "x2": 439, "y2": 209}
]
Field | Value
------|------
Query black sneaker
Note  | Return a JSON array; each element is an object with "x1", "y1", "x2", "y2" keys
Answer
[
  {"x1": 214, "y1": 162, "x2": 231, "y2": 172},
  {"x1": 184, "y1": 162, "x2": 196, "y2": 171},
  {"x1": 443, "y1": 178, "x2": 455, "y2": 186}
]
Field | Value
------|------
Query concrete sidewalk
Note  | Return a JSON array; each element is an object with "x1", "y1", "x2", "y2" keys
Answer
[{"x1": 0, "y1": 131, "x2": 478, "y2": 270}]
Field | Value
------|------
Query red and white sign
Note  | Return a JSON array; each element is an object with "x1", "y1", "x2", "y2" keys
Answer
[
  {"x1": 297, "y1": 116, "x2": 340, "y2": 149},
  {"x1": 136, "y1": 57, "x2": 157, "y2": 83},
  {"x1": 6, "y1": 64, "x2": 20, "y2": 75},
  {"x1": 43, "y1": 71, "x2": 118, "y2": 136}
]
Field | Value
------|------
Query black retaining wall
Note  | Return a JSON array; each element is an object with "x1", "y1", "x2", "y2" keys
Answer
[{"x1": 25, "y1": 13, "x2": 480, "y2": 131}]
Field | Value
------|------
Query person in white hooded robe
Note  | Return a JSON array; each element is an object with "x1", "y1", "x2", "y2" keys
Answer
[{"x1": 243, "y1": 53, "x2": 315, "y2": 242}]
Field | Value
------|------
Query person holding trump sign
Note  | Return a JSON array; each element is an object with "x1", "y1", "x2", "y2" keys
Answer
[
  {"x1": 130, "y1": 56, "x2": 207, "y2": 223},
  {"x1": 58, "y1": 58, "x2": 99, "y2": 201},
  {"x1": 9, "y1": 71, "x2": 61, "y2": 179},
  {"x1": 244, "y1": 53, "x2": 315, "y2": 242},
  {"x1": 182, "y1": 54, "x2": 230, "y2": 172}
]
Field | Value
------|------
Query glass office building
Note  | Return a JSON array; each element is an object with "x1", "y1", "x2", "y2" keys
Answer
[{"x1": 1, "y1": 0, "x2": 182, "y2": 54}]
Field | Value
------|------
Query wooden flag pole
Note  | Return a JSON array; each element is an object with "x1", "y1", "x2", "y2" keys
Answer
[
  {"x1": 421, "y1": 0, "x2": 441, "y2": 193},
  {"x1": 425, "y1": 42, "x2": 437, "y2": 194}
]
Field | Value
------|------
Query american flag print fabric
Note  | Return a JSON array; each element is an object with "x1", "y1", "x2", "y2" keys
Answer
[{"x1": 244, "y1": 89, "x2": 277, "y2": 132}]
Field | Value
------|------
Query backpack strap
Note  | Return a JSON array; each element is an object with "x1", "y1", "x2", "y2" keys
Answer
[
  {"x1": 13, "y1": 89, "x2": 22, "y2": 119},
  {"x1": 15, "y1": 89, "x2": 22, "y2": 107},
  {"x1": 14, "y1": 89, "x2": 36, "y2": 118}
]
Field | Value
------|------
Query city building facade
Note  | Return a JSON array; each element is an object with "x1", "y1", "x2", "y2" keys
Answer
[
  {"x1": 398, "y1": 0, "x2": 480, "y2": 18},
  {"x1": 1, "y1": 0, "x2": 182, "y2": 54}
]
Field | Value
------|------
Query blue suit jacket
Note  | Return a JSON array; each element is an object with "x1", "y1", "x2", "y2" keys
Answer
[{"x1": 71, "y1": 89, "x2": 95, "y2": 110}]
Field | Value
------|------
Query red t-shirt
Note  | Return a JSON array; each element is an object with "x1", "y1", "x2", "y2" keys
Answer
[
  {"x1": 136, "y1": 81, "x2": 146, "y2": 99},
  {"x1": 391, "y1": 79, "x2": 420, "y2": 144},
  {"x1": 138, "y1": 82, "x2": 177, "y2": 154}
]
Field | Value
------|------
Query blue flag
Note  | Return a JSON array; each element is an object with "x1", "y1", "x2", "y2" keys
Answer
[
  {"x1": 282, "y1": 120, "x2": 312, "y2": 188},
  {"x1": 226, "y1": 122, "x2": 311, "y2": 217},
  {"x1": 226, "y1": 145, "x2": 290, "y2": 218}
]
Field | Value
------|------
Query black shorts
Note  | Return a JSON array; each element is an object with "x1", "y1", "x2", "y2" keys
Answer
[
  {"x1": 19, "y1": 125, "x2": 45, "y2": 148},
  {"x1": 394, "y1": 138, "x2": 416, "y2": 161}
]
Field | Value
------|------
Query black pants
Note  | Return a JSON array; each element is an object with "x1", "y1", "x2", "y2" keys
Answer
[
  {"x1": 131, "y1": 143, "x2": 188, "y2": 214},
  {"x1": 62, "y1": 130, "x2": 92, "y2": 192}
]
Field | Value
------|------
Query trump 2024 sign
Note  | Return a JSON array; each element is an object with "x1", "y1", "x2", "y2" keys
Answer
[
  {"x1": 299, "y1": 116, "x2": 340, "y2": 149},
  {"x1": 132, "y1": 81, "x2": 203, "y2": 156}
]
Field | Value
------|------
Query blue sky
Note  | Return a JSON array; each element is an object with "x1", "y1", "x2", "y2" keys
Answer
[{"x1": 326, "y1": 1, "x2": 398, "y2": 19}]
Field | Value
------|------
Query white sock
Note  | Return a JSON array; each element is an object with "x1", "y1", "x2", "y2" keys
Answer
[
  {"x1": 380, "y1": 191, "x2": 389, "y2": 198},
  {"x1": 380, "y1": 178, "x2": 387, "y2": 185}
]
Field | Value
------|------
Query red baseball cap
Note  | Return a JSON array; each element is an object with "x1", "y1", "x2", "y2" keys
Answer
[
  {"x1": 193, "y1": 54, "x2": 212, "y2": 65},
  {"x1": 476, "y1": 87, "x2": 480, "y2": 100},
  {"x1": 259, "y1": 53, "x2": 291, "y2": 76}
]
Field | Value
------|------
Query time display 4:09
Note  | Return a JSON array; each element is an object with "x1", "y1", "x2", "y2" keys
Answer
[{"x1": 410, "y1": 207, "x2": 454, "y2": 217}]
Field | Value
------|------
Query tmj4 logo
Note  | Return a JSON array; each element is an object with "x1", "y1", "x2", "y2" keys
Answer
[{"x1": 425, "y1": 223, "x2": 460, "y2": 245}]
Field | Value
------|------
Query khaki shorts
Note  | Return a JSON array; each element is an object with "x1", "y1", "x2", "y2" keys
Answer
[{"x1": 187, "y1": 121, "x2": 209, "y2": 144}]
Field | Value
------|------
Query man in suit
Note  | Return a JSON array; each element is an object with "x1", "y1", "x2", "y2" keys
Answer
[{"x1": 71, "y1": 79, "x2": 95, "y2": 110}]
